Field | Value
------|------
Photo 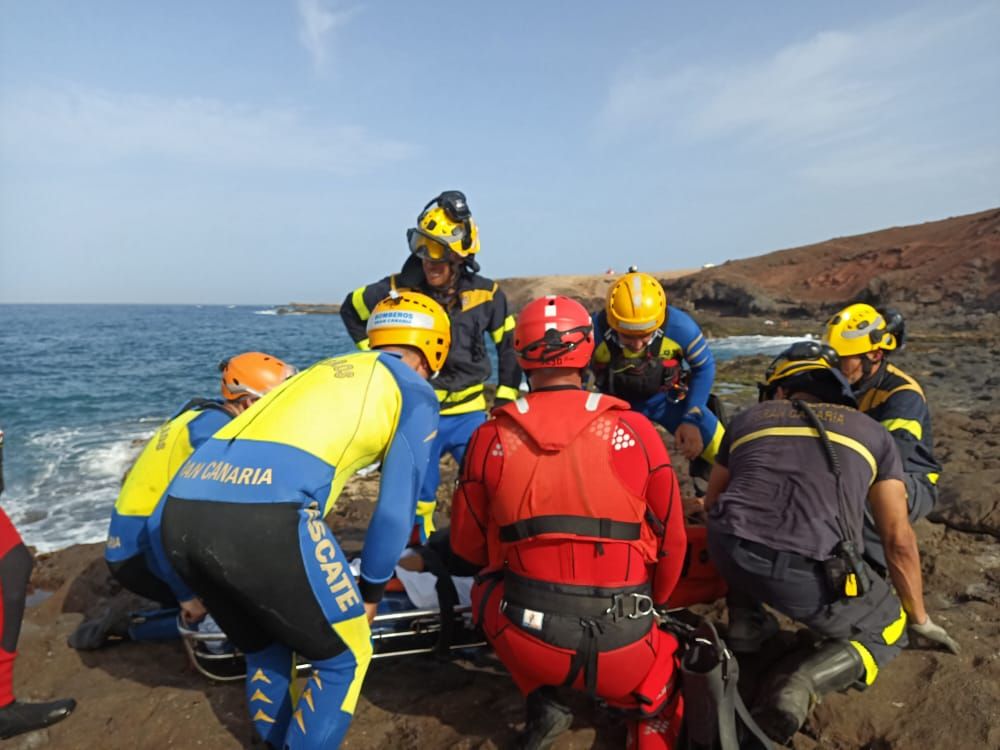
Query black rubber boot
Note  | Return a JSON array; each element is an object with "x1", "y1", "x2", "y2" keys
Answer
[
  {"x1": 517, "y1": 687, "x2": 573, "y2": 750},
  {"x1": 68, "y1": 608, "x2": 130, "y2": 650},
  {"x1": 753, "y1": 640, "x2": 865, "y2": 745},
  {"x1": 0, "y1": 698, "x2": 76, "y2": 739}
]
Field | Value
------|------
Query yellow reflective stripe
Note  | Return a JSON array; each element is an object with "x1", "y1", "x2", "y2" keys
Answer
[
  {"x1": 435, "y1": 384, "x2": 487, "y2": 414},
  {"x1": 882, "y1": 606, "x2": 907, "y2": 645},
  {"x1": 330, "y1": 613, "x2": 373, "y2": 714},
  {"x1": 881, "y1": 418, "x2": 922, "y2": 440},
  {"x1": 850, "y1": 640, "x2": 879, "y2": 685},
  {"x1": 440, "y1": 394, "x2": 487, "y2": 415},
  {"x1": 490, "y1": 314, "x2": 516, "y2": 344},
  {"x1": 730, "y1": 426, "x2": 876, "y2": 483},
  {"x1": 351, "y1": 287, "x2": 371, "y2": 320},
  {"x1": 415, "y1": 499, "x2": 437, "y2": 540},
  {"x1": 700, "y1": 421, "x2": 726, "y2": 463},
  {"x1": 927, "y1": 472, "x2": 939, "y2": 485},
  {"x1": 356, "y1": 337, "x2": 371, "y2": 351},
  {"x1": 495, "y1": 385, "x2": 520, "y2": 402}
]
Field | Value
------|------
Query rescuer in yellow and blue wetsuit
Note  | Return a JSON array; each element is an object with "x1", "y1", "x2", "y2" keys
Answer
[
  {"x1": 822, "y1": 304, "x2": 942, "y2": 572},
  {"x1": 591, "y1": 271, "x2": 724, "y2": 468},
  {"x1": 340, "y1": 191, "x2": 520, "y2": 541},
  {"x1": 72, "y1": 353, "x2": 295, "y2": 650},
  {"x1": 149, "y1": 292, "x2": 449, "y2": 750}
]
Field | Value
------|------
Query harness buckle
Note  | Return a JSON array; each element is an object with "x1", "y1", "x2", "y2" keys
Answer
[{"x1": 605, "y1": 593, "x2": 655, "y2": 621}]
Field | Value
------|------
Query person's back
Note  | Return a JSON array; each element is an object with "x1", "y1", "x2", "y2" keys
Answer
[
  {"x1": 152, "y1": 292, "x2": 448, "y2": 750},
  {"x1": 451, "y1": 295, "x2": 687, "y2": 750},
  {"x1": 164, "y1": 351, "x2": 437, "y2": 516},
  {"x1": 708, "y1": 398, "x2": 896, "y2": 562}
]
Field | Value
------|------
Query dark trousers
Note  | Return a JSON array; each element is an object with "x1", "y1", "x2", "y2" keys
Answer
[{"x1": 707, "y1": 531, "x2": 907, "y2": 677}]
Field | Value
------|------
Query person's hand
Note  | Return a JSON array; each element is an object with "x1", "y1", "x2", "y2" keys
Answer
[
  {"x1": 674, "y1": 423, "x2": 704, "y2": 461},
  {"x1": 364, "y1": 601, "x2": 378, "y2": 625},
  {"x1": 910, "y1": 615, "x2": 959, "y2": 654},
  {"x1": 180, "y1": 597, "x2": 208, "y2": 625}
]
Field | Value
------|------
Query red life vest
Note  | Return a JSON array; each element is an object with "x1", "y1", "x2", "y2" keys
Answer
[{"x1": 488, "y1": 390, "x2": 660, "y2": 590}]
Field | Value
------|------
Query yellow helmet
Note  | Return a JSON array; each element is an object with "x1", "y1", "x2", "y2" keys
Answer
[
  {"x1": 822, "y1": 303, "x2": 898, "y2": 357},
  {"x1": 606, "y1": 271, "x2": 667, "y2": 335},
  {"x1": 407, "y1": 190, "x2": 480, "y2": 262},
  {"x1": 366, "y1": 291, "x2": 451, "y2": 373}
]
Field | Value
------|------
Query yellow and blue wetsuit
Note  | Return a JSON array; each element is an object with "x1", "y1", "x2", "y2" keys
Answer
[
  {"x1": 105, "y1": 399, "x2": 232, "y2": 606},
  {"x1": 591, "y1": 307, "x2": 725, "y2": 462},
  {"x1": 148, "y1": 351, "x2": 439, "y2": 749}
]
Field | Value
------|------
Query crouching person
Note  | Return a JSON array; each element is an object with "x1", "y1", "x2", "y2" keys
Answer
[
  {"x1": 450, "y1": 296, "x2": 688, "y2": 750},
  {"x1": 149, "y1": 292, "x2": 449, "y2": 749},
  {"x1": 704, "y1": 342, "x2": 958, "y2": 745}
]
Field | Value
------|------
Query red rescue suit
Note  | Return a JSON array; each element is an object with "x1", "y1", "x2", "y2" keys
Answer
[{"x1": 451, "y1": 389, "x2": 688, "y2": 748}]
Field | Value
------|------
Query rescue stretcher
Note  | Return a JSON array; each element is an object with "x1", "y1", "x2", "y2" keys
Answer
[
  {"x1": 177, "y1": 589, "x2": 487, "y2": 682},
  {"x1": 177, "y1": 525, "x2": 725, "y2": 682}
]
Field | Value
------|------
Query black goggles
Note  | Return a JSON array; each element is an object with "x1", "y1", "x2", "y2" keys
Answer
[
  {"x1": 765, "y1": 341, "x2": 840, "y2": 377},
  {"x1": 422, "y1": 190, "x2": 471, "y2": 223},
  {"x1": 517, "y1": 325, "x2": 593, "y2": 363}
]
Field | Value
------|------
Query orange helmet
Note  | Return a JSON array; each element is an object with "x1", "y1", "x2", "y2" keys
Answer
[
  {"x1": 606, "y1": 271, "x2": 667, "y2": 336},
  {"x1": 219, "y1": 352, "x2": 297, "y2": 401}
]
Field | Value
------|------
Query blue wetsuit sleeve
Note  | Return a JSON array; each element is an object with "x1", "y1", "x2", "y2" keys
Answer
[
  {"x1": 185, "y1": 408, "x2": 231, "y2": 449},
  {"x1": 358, "y1": 364, "x2": 439, "y2": 603},
  {"x1": 145, "y1": 496, "x2": 196, "y2": 602},
  {"x1": 668, "y1": 308, "x2": 716, "y2": 420}
]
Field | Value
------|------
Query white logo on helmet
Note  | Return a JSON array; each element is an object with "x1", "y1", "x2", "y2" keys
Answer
[{"x1": 367, "y1": 310, "x2": 435, "y2": 332}]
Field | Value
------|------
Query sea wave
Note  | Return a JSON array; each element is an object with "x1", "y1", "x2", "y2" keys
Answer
[{"x1": 709, "y1": 334, "x2": 815, "y2": 361}]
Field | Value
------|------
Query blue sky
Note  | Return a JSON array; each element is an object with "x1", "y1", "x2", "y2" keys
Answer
[{"x1": 1, "y1": 1, "x2": 998, "y2": 304}]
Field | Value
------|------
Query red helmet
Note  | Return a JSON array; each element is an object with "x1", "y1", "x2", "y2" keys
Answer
[{"x1": 514, "y1": 296, "x2": 595, "y2": 370}]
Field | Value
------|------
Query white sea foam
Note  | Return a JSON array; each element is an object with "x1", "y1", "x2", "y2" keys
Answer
[
  {"x1": 709, "y1": 334, "x2": 815, "y2": 361},
  {"x1": 254, "y1": 308, "x2": 279, "y2": 315}
]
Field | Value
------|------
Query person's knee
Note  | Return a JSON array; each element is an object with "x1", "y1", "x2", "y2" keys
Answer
[{"x1": 1, "y1": 544, "x2": 33, "y2": 599}]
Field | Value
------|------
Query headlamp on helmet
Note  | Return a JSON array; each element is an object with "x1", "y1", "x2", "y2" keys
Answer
[{"x1": 407, "y1": 190, "x2": 480, "y2": 262}]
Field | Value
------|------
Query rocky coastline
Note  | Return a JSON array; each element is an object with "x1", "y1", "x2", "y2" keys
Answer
[{"x1": 10, "y1": 208, "x2": 1000, "y2": 749}]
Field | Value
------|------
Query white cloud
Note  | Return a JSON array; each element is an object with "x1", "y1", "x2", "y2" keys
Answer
[
  {"x1": 0, "y1": 85, "x2": 415, "y2": 174},
  {"x1": 296, "y1": 0, "x2": 359, "y2": 73},
  {"x1": 598, "y1": 4, "x2": 999, "y2": 152}
]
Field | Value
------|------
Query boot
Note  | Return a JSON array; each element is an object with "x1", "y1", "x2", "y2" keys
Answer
[
  {"x1": 0, "y1": 698, "x2": 76, "y2": 739},
  {"x1": 517, "y1": 687, "x2": 573, "y2": 750},
  {"x1": 753, "y1": 640, "x2": 864, "y2": 745},
  {"x1": 726, "y1": 605, "x2": 778, "y2": 654},
  {"x1": 68, "y1": 608, "x2": 130, "y2": 650}
]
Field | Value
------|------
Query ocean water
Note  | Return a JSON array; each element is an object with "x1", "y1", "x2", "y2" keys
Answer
[{"x1": 0, "y1": 304, "x2": 807, "y2": 552}]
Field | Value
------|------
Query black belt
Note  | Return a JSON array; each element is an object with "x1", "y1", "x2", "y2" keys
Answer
[{"x1": 735, "y1": 539, "x2": 822, "y2": 573}]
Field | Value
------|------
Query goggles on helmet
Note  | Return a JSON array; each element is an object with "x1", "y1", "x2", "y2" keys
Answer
[
  {"x1": 407, "y1": 227, "x2": 457, "y2": 263},
  {"x1": 765, "y1": 341, "x2": 840, "y2": 377},
  {"x1": 758, "y1": 341, "x2": 842, "y2": 402},
  {"x1": 517, "y1": 324, "x2": 594, "y2": 365}
]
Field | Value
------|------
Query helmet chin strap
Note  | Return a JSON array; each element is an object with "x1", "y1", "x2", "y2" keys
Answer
[{"x1": 853, "y1": 352, "x2": 882, "y2": 396}]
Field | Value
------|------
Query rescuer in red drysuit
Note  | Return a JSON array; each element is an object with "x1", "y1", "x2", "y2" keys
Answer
[{"x1": 450, "y1": 295, "x2": 688, "y2": 750}]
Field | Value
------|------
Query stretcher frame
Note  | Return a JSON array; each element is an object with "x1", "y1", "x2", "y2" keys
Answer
[{"x1": 177, "y1": 604, "x2": 487, "y2": 682}]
